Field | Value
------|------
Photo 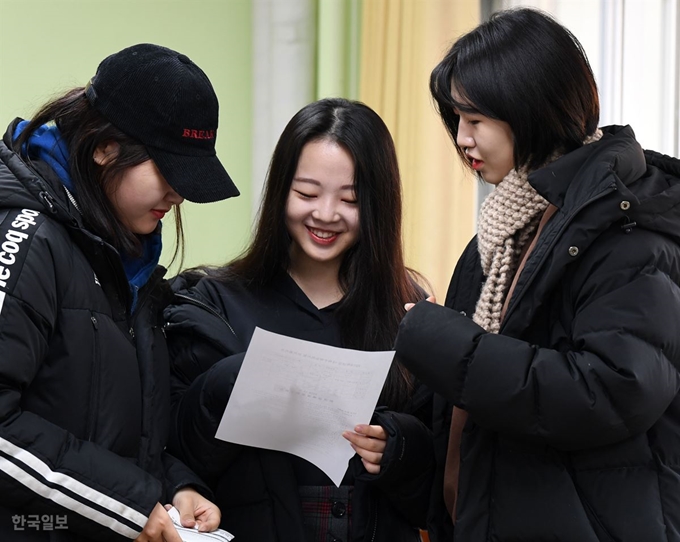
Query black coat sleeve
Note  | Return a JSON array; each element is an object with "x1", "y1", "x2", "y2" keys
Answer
[
  {"x1": 164, "y1": 285, "x2": 247, "y2": 482},
  {"x1": 395, "y1": 231, "x2": 680, "y2": 451},
  {"x1": 161, "y1": 450, "x2": 214, "y2": 501},
  {"x1": 163, "y1": 285, "x2": 243, "y2": 404},
  {"x1": 167, "y1": 353, "x2": 246, "y2": 482},
  {"x1": 356, "y1": 407, "x2": 435, "y2": 528}
]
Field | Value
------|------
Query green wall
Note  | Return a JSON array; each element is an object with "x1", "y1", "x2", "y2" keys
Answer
[
  {"x1": 316, "y1": 0, "x2": 361, "y2": 100},
  {"x1": 0, "y1": 0, "x2": 253, "y2": 274}
]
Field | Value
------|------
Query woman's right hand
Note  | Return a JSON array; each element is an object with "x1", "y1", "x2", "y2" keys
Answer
[
  {"x1": 135, "y1": 503, "x2": 182, "y2": 542},
  {"x1": 404, "y1": 295, "x2": 436, "y2": 312}
]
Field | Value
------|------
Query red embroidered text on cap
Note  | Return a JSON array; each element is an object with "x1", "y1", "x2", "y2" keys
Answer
[{"x1": 182, "y1": 129, "x2": 215, "y2": 140}]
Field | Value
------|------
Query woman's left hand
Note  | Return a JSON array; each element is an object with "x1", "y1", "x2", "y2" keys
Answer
[
  {"x1": 168, "y1": 487, "x2": 221, "y2": 532},
  {"x1": 342, "y1": 424, "x2": 388, "y2": 474}
]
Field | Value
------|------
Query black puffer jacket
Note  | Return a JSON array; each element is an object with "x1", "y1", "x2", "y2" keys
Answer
[
  {"x1": 163, "y1": 272, "x2": 435, "y2": 542},
  {"x1": 0, "y1": 121, "x2": 209, "y2": 541},
  {"x1": 395, "y1": 126, "x2": 680, "y2": 541}
]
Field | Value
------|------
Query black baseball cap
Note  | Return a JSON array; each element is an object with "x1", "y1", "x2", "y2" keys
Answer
[{"x1": 85, "y1": 43, "x2": 239, "y2": 203}]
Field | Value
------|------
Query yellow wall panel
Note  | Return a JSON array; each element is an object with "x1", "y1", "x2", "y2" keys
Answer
[{"x1": 359, "y1": 0, "x2": 480, "y2": 299}]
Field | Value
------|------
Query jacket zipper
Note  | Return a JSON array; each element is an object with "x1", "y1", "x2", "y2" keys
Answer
[
  {"x1": 86, "y1": 312, "x2": 101, "y2": 441},
  {"x1": 100, "y1": 244, "x2": 133, "y2": 318},
  {"x1": 63, "y1": 185, "x2": 82, "y2": 215},
  {"x1": 37, "y1": 181, "x2": 76, "y2": 225},
  {"x1": 501, "y1": 181, "x2": 617, "y2": 329},
  {"x1": 169, "y1": 292, "x2": 238, "y2": 338},
  {"x1": 128, "y1": 272, "x2": 165, "y2": 340},
  {"x1": 369, "y1": 499, "x2": 378, "y2": 542},
  {"x1": 38, "y1": 191, "x2": 57, "y2": 214}
]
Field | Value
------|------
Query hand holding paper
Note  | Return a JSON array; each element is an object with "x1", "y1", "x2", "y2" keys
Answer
[
  {"x1": 165, "y1": 507, "x2": 234, "y2": 542},
  {"x1": 215, "y1": 327, "x2": 394, "y2": 486},
  {"x1": 342, "y1": 424, "x2": 388, "y2": 474}
]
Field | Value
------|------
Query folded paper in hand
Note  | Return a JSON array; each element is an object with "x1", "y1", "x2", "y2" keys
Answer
[{"x1": 166, "y1": 506, "x2": 234, "y2": 542}]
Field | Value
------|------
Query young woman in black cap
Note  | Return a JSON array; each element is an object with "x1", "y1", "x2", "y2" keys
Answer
[
  {"x1": 0, "y1": 43, "x2": 238, "y2": 541},
  {"x1": 163, "y1": 98, "x2": 435, "y2": 542},
  {"x1": 395, "y1": 8, "x2": 680, "y2": 541}
]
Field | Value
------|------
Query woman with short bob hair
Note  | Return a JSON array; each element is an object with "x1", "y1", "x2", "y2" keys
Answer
[
  {"x1": 430, "y1": 7, "x2": 599, "y2": 172},
  {"x1": 395, "y1": 8, "x2": 680, "y2": 541},
  {"x1": 0, "y1": 43, "x2": 238, "y2": 541},
  {"x1": 164, "y1": 98, "x2": 435, "y2": 542}
]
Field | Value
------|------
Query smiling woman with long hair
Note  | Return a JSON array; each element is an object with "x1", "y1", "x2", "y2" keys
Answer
[{"x1": 164, "y1": 98, "x2": 435, "y2": 542}]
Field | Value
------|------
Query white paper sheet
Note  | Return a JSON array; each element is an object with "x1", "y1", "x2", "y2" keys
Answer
[{"x1": 215, "y1": 327, "x2": 395, "y2": 486}]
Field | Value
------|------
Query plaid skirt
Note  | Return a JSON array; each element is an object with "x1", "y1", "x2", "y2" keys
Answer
[{"x1": 299, "y1": 485, "x2": 353, "y2": 542}]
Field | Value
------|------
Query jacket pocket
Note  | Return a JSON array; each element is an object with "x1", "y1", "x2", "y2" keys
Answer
[{"x1": 566, "y1": 461, "x2": 616, "y2": 542}]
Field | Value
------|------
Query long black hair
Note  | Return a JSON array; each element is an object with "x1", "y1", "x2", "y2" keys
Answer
[
  {"x1": 211, "y1": 98, "x2": 425, "y2": 409},
  {"x1": 13, "y1": 88, "x2": 184, "y2": 261},
  {"x1": 430, "y1": 8, "x2": 600, "y2": 171}
]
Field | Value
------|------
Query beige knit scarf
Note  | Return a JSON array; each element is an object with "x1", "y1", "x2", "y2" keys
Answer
[{"x1": 472, "y1": 129, "x2": 603, "y2": 334}]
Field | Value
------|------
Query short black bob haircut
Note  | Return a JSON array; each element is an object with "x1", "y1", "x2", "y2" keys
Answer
[{"x1": 430, "y1": 8, "x2": 600, "y2": 172}]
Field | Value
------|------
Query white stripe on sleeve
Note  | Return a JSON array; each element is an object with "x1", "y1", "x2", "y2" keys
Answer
[
  {"x1": 0, "y1": 291, "x2": 5, "y2": 315},
  {"x1": 0, "y1": 437, "x2": 147, "y2": 535}
]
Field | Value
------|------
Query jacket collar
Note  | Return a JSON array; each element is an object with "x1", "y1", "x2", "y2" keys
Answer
[
  {"x1": 2, "y1": 119, "x2": 82, "y2": 227},
  {"x1": 529, "y1": 125, "x2": 646, "y2": 209},
  {"x1": 2, "y1": 120, "x2": 136, "y2": 313}
]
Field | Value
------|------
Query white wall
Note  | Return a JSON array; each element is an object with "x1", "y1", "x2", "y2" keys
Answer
[{"x1": 251, "y1": 0, "x2": 316, "y2": 218}]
